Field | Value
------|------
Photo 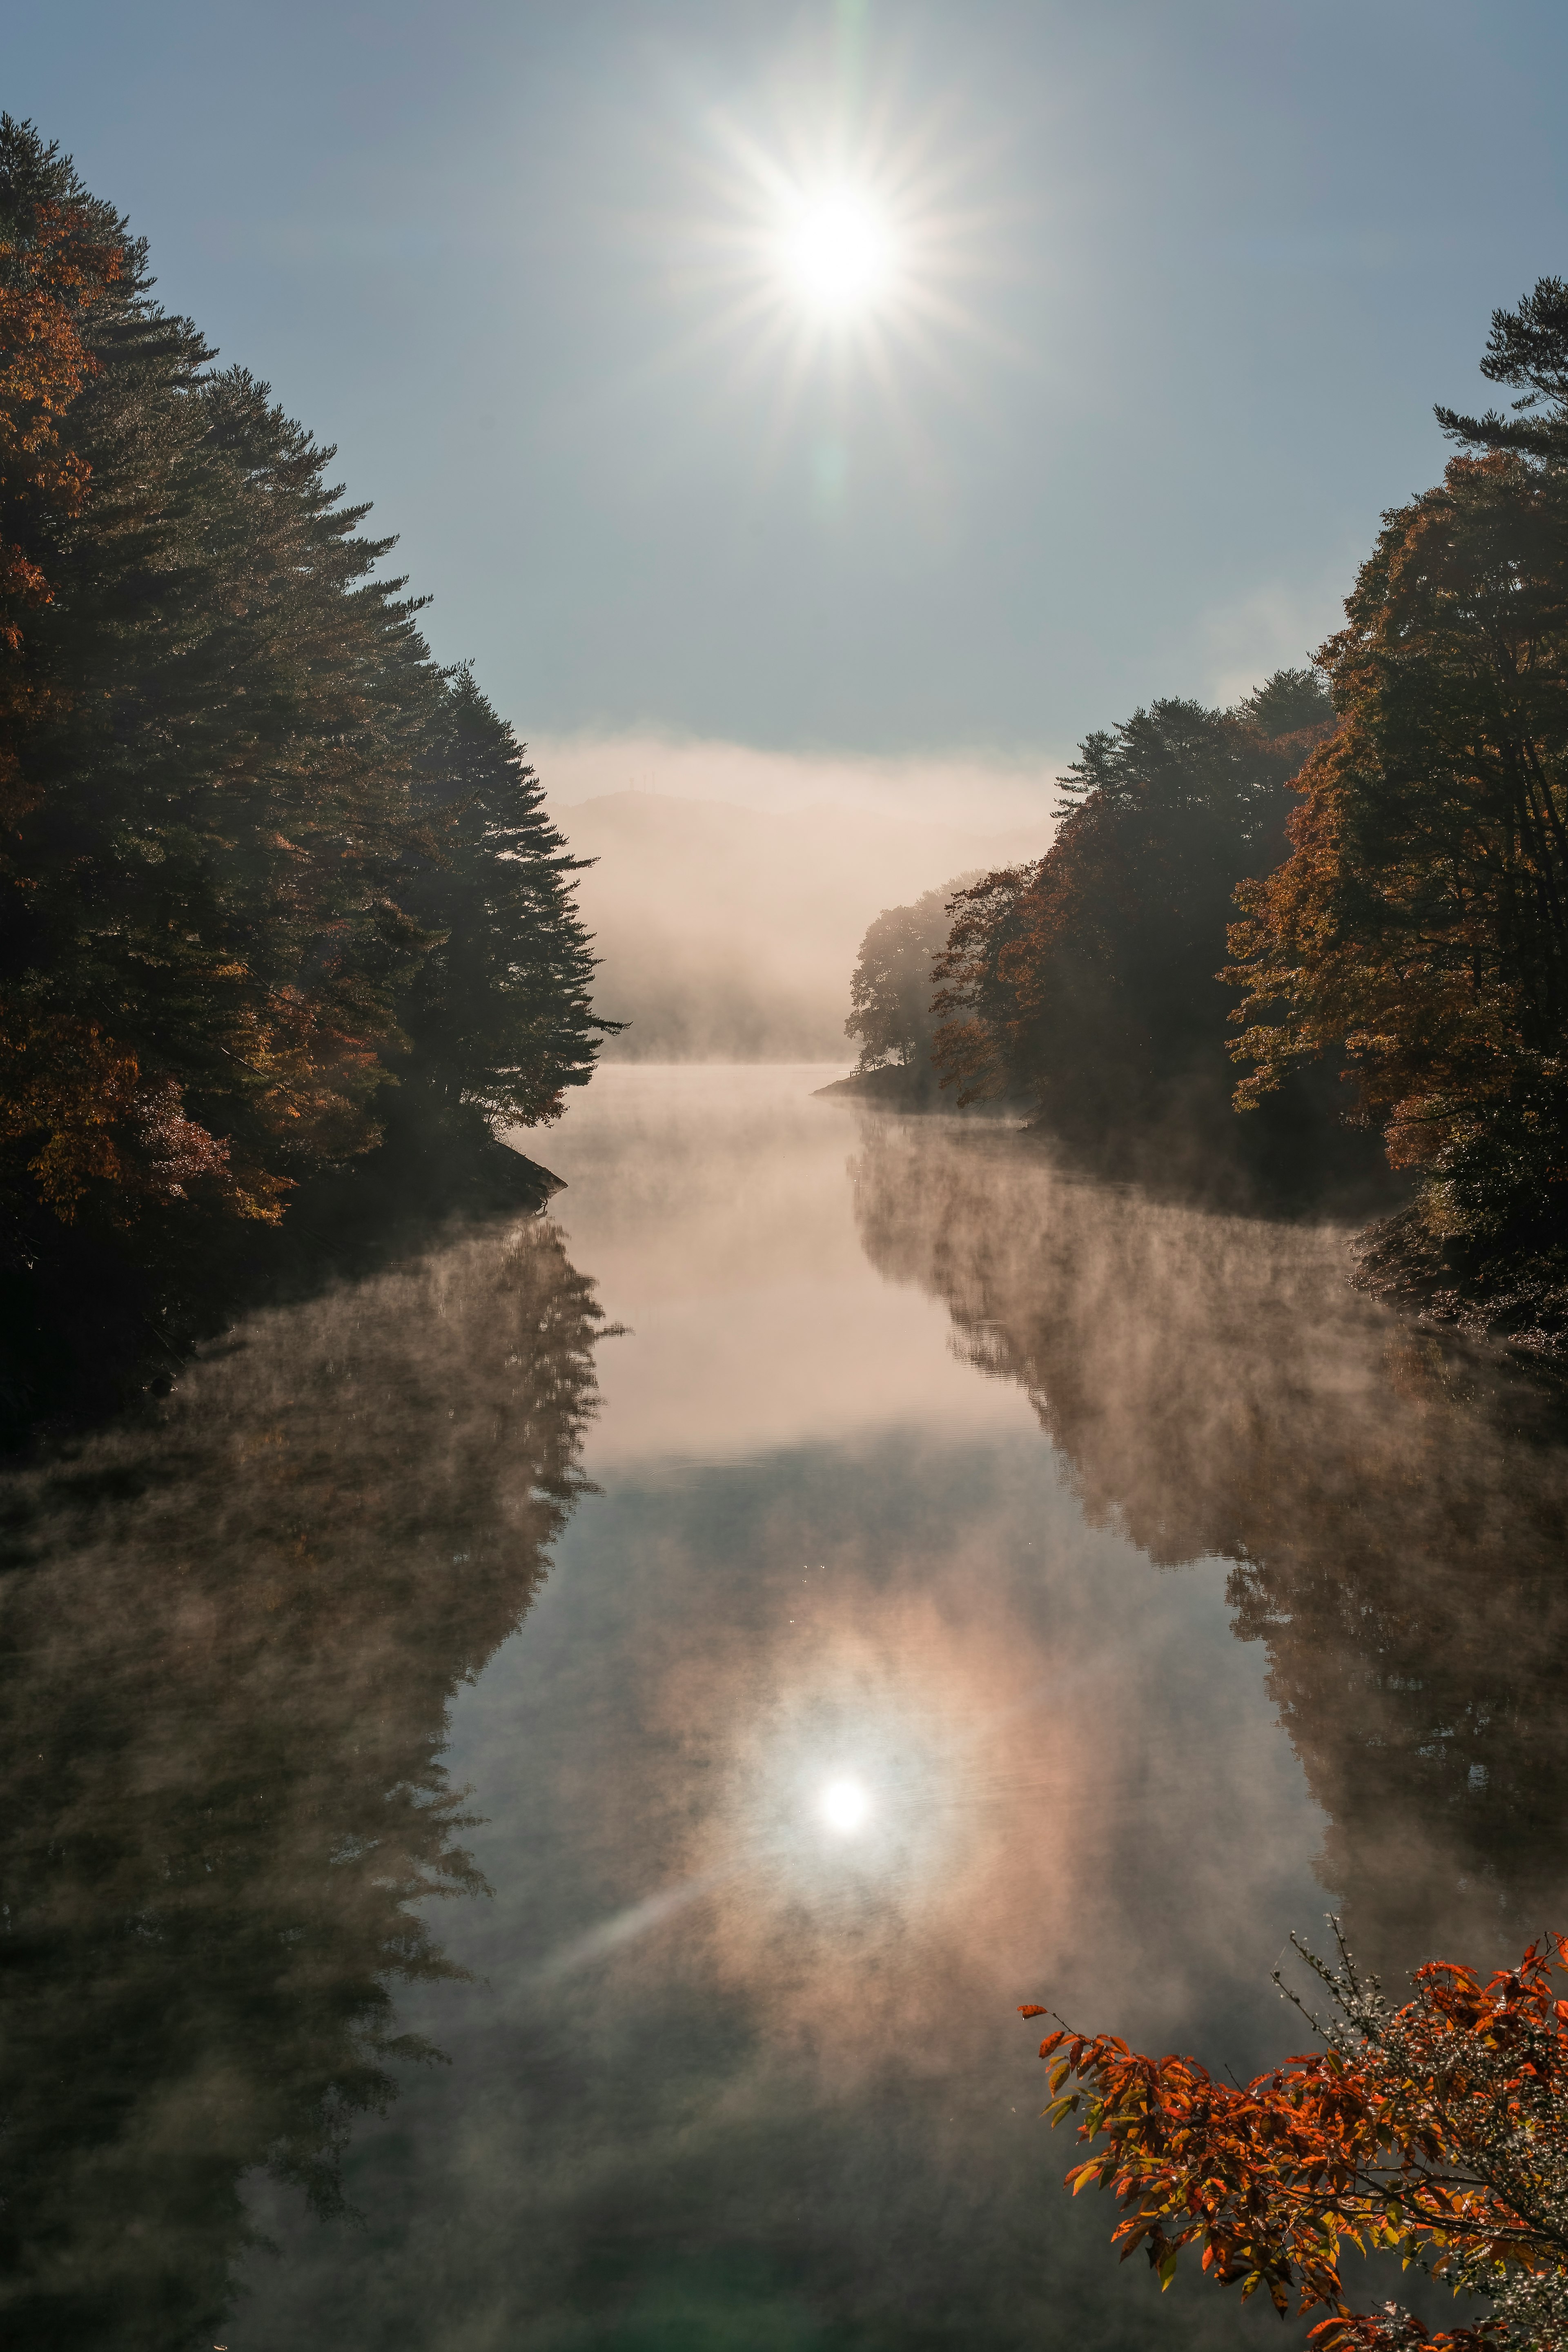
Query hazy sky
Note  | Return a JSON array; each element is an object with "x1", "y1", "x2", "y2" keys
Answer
[{"x1": 12, "y1": 0, "x2": 1568, "y2": 788}]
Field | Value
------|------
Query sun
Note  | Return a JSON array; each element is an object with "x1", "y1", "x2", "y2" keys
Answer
[
  {"x1": 781, "y1": 190, "x2": 895, "y2": 316},
  {"x1": 655, "y1": 82, "x2": 1003, "y2": 461}
]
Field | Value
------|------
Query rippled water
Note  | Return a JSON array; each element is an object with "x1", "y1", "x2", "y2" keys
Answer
[{"x1": 5, "y1": 1065, "x2": 1567, "y2": 2351}]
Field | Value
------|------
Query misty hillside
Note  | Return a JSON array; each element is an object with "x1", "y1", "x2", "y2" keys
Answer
[{"x1": 552, "y1": 791, "x2": 1045, "y2": 1060}]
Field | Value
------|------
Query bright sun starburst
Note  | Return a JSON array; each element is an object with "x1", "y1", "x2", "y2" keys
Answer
[
  {"x1": 781, "y1": 189, "x2": 895, "y2": 316},
  {"x1": 641, "y1": 65, "x2": 1009, "y2": 508}
]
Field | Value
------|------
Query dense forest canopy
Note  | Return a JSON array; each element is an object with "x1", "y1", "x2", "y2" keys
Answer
[
  {"x1": 0, "y1": 118, "x2": 608, "y2": 1428},
  {"x1": 930, "y1": 674, "x2": 1332, "y2": 1131},
  {"x1": 1229, "y1": 282, "x2": 1568, "y2": 1336},
  {"x1": 841, "y1": 289, "x2": 1568, "y2": 1345},
  {"x1": 884, "y1": 669, "x2": 1372, "y2": 1194},
  {"x1": 0, "y1": 116, "x2": 602, "y2": 1222}
]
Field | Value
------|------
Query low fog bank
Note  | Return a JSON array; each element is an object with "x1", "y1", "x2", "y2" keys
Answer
[
  {"x1": 553, "y1": 789, "x2": 1044, "y2": 1061},
  {"x1": 532, "y1": 732, "x2": 1062, "y2": 830}
]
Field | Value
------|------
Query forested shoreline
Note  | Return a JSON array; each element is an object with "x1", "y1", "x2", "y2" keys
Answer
[
  {"x1": 0, "y1": 121, "x2": 611, "y2": 1442},
  {"x1": 846, "y1": 285, "x2": 1568, "y2": 1367},
  {"x1": 9, "y1": 97, "x2": 1568, "y2": 1440}
]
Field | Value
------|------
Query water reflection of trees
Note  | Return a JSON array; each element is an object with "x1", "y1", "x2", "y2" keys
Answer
[
  {"x1": 0, "y1": 1219, "x2": 604, "y2": 2350},
  {"x1": 852, "y1": 1121, "x2": 1568, "y2": 1980}
]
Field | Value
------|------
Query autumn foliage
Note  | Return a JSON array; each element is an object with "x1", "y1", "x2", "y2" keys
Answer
[
  {"x1": 0, "y1": 118, "x2": 603, "y2": 1266},
  {"x1": 1227, "y1": 283, "x2": 1568, "y2": 1338},
  {"x1": 1025, "y1": 1926, "x2": 1568, "y2": 2352},
  {"x1": 910, "y1": 284, "x2": 1568, "y2": 1323},
  {"x1": 0, "y1": 174, "x2": 119, "y2": 662},
  {"x1": 929, "y1": 676, "x2": 1352, "y2": 1186}
]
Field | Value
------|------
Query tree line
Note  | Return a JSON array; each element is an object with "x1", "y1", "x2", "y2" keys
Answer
[
  {"x1": 849, "y1": 273, "x2": 1568, "y2": 2343},
  {"x1": 853, "y1": 1047, "x2": 1568, "y2": 2351},
  {"x1": 0, "y1": 120, "x2": 609, "y2": 1432},
  {"x1": 847, "y1": 670, "x2": 1374, "y2": 1198},
  {"x1": 848, "y1": 281, "x2": 1568, "y2": 1351}
]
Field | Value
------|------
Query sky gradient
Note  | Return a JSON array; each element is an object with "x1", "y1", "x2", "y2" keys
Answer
[{"x1": 11, "y1": 0, "x2": 1568, "y2": 796}]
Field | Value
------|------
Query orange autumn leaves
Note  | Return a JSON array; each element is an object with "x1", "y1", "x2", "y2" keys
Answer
[
  {"x1": 0, "y1": 190, "x2": 118, "y2": 647},
  {"x1": 1025, "y1": 1932, "x2": 1568, "y2": 2352},
  {"x1": 0, "y1": 192, "x2": 263, "y2": 1222},
  {"x1": 0, "y1": 186, "x2": 119, "y2": 837},
  {"x1": 1226, "y1": 450, "x2": 1568, "y2": 1195},
  {"x1": 0, "y1": 1013, "x2": 229, "y2": 1215},
  {"x1": 2, "y1": 122, "x2": 604, "y2": 1245}
]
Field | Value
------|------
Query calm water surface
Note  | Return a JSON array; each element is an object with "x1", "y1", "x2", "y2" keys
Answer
[{"x1": 5, "y1": 1065, "x2": 1568, "y2": 2351}]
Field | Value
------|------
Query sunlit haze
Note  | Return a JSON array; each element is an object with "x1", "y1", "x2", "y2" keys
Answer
[
  {"x1": 10, "y1": 7, "x2": 1568, "y2": 2347},
  {"x1": 17, "y1": 3, "x2": 1566, "y2": 763},
  {"x1": 820, "y1": 1775, "x2": 873, "y2": 1833}
]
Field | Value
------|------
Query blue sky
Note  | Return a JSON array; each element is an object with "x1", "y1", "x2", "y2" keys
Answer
[{"x1": 11, "y1": 0, "x2": 1568, "y2": 788}]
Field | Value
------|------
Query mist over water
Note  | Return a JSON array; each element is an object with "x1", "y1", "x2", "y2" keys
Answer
[
  {"x1": 0, "y1": 1220, "x2": 603, "y2": 2348},
  {"x1": 852, "y1": 1115, "x2": 1568, "y2": 1982},
  {"x1": 556, "y1": 795, "x2": 1040, "y2": 1061},
  {"x1": 5, "y1": 1067, "x2": 1566, "y2": 2349}
]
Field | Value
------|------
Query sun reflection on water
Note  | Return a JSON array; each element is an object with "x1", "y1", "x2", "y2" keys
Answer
[{"x1": 819, "y1": 1774, "x2": 872, "y2": 1834}]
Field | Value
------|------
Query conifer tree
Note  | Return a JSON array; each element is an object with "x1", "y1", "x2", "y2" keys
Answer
[
  {"x1": 399, "y1": 669, "x2": 606, "y2": 1131},
  {"x1": 932, "y1": 681, "x2": 1335, "y2": 1169},
  {"x1": 1228, "y1": 285, "x2": 1568, "y2": 1334},
  {"x1": 0, "y1": 120, "x2": 439, "y2": 1223},
  {"x1": 0, "y1": 116, "x2": 603, "y2": 1259},
  {"x1": 0, "y1": 118, "x2": 608, "y2": 1423}
]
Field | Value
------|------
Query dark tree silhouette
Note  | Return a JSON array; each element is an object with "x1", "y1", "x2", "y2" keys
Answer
[
  {"x1": 1229, "y1": 285, "x2": 1568, "y2": 1347},
  {"x1": 931, "y1": 676, "x2": 1353, "y2": 1194},
  {"x1": 0, "y1": 118, "x2": 609, "y2": 1429}
]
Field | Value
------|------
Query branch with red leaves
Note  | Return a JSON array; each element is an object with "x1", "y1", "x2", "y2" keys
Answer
[{"x1": 1022, "y1": 1925, "x2": 1568, "y2": 2352}]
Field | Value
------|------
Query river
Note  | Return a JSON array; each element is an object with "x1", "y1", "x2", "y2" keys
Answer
[{"x1": 5, "y1": 1064, "x2": 1567, "y2": 2351}]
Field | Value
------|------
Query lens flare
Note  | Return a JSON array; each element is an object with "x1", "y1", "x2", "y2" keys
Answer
[{"x1": 820, "y1": 1775, "x2": 871, "y2": 1833}]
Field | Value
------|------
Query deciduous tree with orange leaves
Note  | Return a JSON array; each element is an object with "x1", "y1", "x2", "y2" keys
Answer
[
  {"x1": 1227, "y1": 282, "x2": 1568, "y2": 1346},
  {"x1": 0, "y1": 145, "x2": 118, "y2": 662},
  {"x1": 1025, "y1": 1923, "x2": 1568, "y2": 2352}
]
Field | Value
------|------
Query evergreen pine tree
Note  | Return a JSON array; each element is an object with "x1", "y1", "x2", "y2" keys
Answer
[
  {"x1": 1, "y1": 118, "x2": 441, "y2": 1223},
  {"x1": 1230, "y1": 282, "x2": 1568, "y2": 1337},
  {"x1": 399, "y1": 669, "x2": 609, "y2": 1132},
  {"x1": 0, "y1": 118, "x2": 609, "y2": 1428}
]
